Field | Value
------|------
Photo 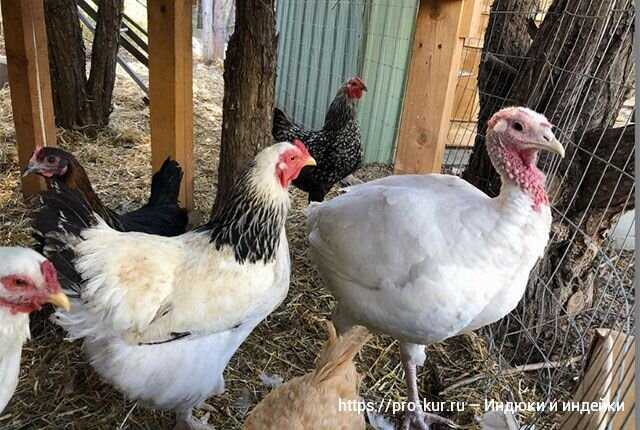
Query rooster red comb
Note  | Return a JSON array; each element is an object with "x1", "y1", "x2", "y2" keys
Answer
[{"x1": 347, "y1": 76, "x2": 367, "y2": 90}]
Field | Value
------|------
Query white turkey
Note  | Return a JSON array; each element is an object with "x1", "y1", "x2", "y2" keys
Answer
[
  {"x1": 306, "y1": 107, "x2": 564, "y2": 429},
  {"x1": 34, "y1": 141, "x2": 315, "y2": 430},
  {"x1": 0, "y1": 247, "x2": 70, "y2": 414}
]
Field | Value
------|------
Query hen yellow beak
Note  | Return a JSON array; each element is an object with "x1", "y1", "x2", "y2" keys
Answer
[
  {"x1": 304, "y1": 156, "x2": 317, "y2": 167},
  {"x1": 47, "y1": 291, "x2": 71, "y2": 311}
]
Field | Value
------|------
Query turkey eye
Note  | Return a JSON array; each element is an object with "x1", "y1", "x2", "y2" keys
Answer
[
  {"x1": 290, "y1": 156, "x2": 296, "y2": 161},
  {"x1": 512, "y1": 122, "x2": 524, "y2": 132},
  {"x1": 14, "y1": 279, "x2": 27, "y2": 287},
  {"x1": 47, "y1": 156, "x2": 56, "y2": 163}
]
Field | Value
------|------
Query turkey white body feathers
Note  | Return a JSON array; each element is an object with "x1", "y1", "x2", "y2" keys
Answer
[{"x1": 306, "y1": 174, "x2": 551, "y2": 345}]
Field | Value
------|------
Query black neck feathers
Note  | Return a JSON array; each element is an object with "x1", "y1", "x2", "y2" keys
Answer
[
  {"x1": 201, "y1": 164, "x2": 288, "y2": 264},
  {"x1": 323, "y1": 91, "x2": 357, "y2": 131}
]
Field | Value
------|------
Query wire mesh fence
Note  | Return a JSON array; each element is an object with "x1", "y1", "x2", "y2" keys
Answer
[
  {"x1": 276, "y1": 0, "x2": 635, "y2": 427},
  {"x1": 445, "y1": 0, "x2": 635, "y2": 427}
]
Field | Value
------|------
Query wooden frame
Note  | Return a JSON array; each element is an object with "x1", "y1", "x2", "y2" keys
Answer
[
  {"x1": 2, "y1": 0, "x2": 56, "y2": 196},
  {"x1": 394, "y1": 0, "x2": 478, "y2": 174},
  {"x1": 3, "y1": 0, "x2": 195, "y2": 209},
  {"x1": 148, "y1": 1, "x2": 194, "y2": 210}
]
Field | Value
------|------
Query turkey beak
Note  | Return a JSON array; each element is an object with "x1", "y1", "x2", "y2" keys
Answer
[
  {"x1": 46, "y1": 292, "x2": 71, "y2": 311},
  {"x1": 304, "y1": 156, "x2": 317, "y2": 167},
  {"x1": 527, "y1": 131, "x2": 565, "y2": 158},
  {"x1": 22, "y1": 162, "x2": 40, "y2": 177}
]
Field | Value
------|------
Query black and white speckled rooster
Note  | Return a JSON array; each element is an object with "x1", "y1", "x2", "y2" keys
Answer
[{"x1": 273, "y1": 76, "x2": 367, "y2": 202}]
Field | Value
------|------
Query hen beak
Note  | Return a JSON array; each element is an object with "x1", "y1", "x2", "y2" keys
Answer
[
  {"x1": 305, "y1": 156, "x2": 317, "y2": 167},
  {"x1": 47, "y1": 292, "x2": 71, "y2": 311},
  {"x1": 526, "y1": 133, "x2": 565, "y2": 158}
]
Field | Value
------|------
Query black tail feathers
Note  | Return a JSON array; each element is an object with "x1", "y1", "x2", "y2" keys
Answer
[
  {"x1": 272, "y1": 107, "x2": 300, "y2": 142},
  {"x1": 147, "y1": 157, "x2": 184, "y2": 207}
]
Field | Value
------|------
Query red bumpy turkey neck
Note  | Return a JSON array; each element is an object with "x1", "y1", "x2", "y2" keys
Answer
[{"x1": 485, "y1": 131, "x2": 549, "y2": 211}]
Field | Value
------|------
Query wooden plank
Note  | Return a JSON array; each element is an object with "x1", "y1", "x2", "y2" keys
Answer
[
  {"x1": 394, "y1": 0, "x2": 467, "y2": 174},
  {"x1": 1, "y1": 0, "x2": 57, "y2": 197},
  {"x1": 560, "y1": 330, "x2": 635, "y2": 430},
  {"x1": 148, "y1": 0, "x2": 194, "y2": 209},
  {"x1": 460, "y1": 0, "x2": 482, "y2": 40}
]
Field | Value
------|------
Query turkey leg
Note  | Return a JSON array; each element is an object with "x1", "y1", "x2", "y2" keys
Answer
[{"x1": 400, "y1": 343, "x2": 457, "y2": 430}]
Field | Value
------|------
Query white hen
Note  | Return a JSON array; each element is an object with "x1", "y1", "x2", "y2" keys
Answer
[
  {"x1": 306, "y1": 107, "x2": 564, "y2": 429},
  {"x1": 34, "y1": 141, "x2": 315, "y2": 430},
  {"x1": 0, "y1": 247, "x2": 70, "y2": 414}
]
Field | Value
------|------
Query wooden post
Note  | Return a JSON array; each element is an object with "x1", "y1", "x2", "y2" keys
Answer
[
  {"x1": 148, "y1": 0, "x2": 194, "y2": 210},
  {"x1": 2, "y1": 0, "x2": 56, "y2": 197},
  {"x1": 394, "y1": 0, "x2": 468, "y2": 174}
]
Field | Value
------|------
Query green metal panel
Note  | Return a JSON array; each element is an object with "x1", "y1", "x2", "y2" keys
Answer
[
  {"x1": 359, "y1": 0, "x2": 418, "y2": 163},
  {"x1": 276, "y1": 0, "x2": 418, "y2": 164}
]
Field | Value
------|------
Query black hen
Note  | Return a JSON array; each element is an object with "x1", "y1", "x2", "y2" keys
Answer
[
  {"x1": 24, "y1": 147, "x2": 188, "y2": 237},
  {"x1": 273, "y1": 76, "x2": 367, "y2": 202}
]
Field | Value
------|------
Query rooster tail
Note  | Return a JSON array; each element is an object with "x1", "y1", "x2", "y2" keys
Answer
[
  {"x1": 272, "y1": 107, "x2": 302, "y2": 142},
  {"x1": 33, "y1": 182, "x2": 96, "y2": 295},
  {"x1": 147, "y1": 157, "x2": 184, "y2": 207},
  {"x1": 312, "y1": 321, "x2": 371, "y2": 384}
]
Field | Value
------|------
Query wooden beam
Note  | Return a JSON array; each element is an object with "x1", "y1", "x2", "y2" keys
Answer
[
  {"x1": 394, "y1": 0, "x2": 468, "y2": 174},
  {"x1": 2, "y1": 0, "x2": 57, "y2": 197},
  {"x1": 148, "y1": 0, "x2": 194, "y2": 209}
]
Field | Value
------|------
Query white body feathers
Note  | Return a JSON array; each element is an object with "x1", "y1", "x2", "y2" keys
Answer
[
  {"x1": 306, "y1": 174, "x2": 551, "y2": 346},
  {"x1": 53, "y1": 224, "x2": 291, "y2": 411}
]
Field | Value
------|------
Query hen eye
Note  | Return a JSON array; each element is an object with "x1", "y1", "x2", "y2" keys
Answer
[
  {"x1": 14, "y1": 278, "x2": 27, "y2": 287},
  {"x1": 512, "y1": 122, "x2": 524, "y2": 132}
]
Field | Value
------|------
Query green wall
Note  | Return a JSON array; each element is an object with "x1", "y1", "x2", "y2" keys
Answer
[{"x1": 275, "y1": 0, "x2": 418, "y2": 164}]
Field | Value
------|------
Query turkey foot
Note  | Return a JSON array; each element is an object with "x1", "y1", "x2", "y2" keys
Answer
[
  {"x1": 400, "y1": 347, "x2": 457, "y2": 430},
  {"x1": 174, "y1": 409, "x2": 215, "y2": 430},
  {"x1": 402, "y1": 408, "x2": 457, "y2": 430}
]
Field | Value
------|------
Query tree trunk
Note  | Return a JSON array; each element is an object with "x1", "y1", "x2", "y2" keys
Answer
[
  {"x1": 466, "y1": 0, "x2": 635, "y2": 363},
  {"x1": 44, "y1": 0, "x2": 123, "y2": 131},
  {"x1": 461, "y1": 0, "x2": 537, "y2": 195},
  {"x1": 212, "y1": 0, "x2": 277, "y2": 214},
  {"x1": 85, "y1": 0, "x2": 123, "y2": 127},
  {"x1": 44, "y1": 0, "x2": 89, "y2": 129}
]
